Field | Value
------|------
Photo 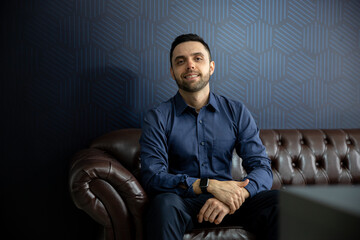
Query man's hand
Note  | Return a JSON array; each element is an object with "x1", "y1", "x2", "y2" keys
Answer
[
  {"x1": 207, "y1": 179, "x2": 250, "y2": 214},
  {"x1": 198, "y1": 198, "x2": 230, "y2": 225}
]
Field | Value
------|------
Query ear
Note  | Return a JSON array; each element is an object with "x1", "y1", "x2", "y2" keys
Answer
[
  {"x1": 209, "y1": 61, "x2": 215, "y2": 76},
  {"x1": 170, "y1": 67, "x2": 175, "y2": 80}
]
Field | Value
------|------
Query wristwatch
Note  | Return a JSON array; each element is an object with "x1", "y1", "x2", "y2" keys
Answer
[{"x1": 199, "y1": 178, "x2": 209, "y2": 193}]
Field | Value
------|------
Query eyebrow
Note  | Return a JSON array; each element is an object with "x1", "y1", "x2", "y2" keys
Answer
[{"x1": 174, "y1": 52, "x2": 205, "y2": 62}]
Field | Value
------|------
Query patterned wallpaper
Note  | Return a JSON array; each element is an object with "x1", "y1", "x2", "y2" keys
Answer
[
  {"x1": 11, "y1": 0, "x2": 360, "y2": 134},
  {"x1": 2, "y1": 0, "x2": 360, "y2": 239}
]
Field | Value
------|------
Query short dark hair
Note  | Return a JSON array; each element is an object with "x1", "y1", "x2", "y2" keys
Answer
[{"x1": 170, "y1": 33, "x2": 212, "y2": 66}]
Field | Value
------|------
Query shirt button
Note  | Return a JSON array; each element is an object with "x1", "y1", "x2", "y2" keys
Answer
[
  {"x1": 199, "y1": 120, "x2": 203, "y2": 124},
  {"x1": 201, "y1": 141, "x2": 205, "y2": 146}
]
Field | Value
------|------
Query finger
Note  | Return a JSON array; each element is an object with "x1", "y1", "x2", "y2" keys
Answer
[
  {"x1": 198, "y1": 202, "x2": 210, "y2": 223},
  {"x1": 237, "y1": 179, "x2": 249, "y2": 187},
  {"x1": 235, "y1": 192, "x2": 245, "y2": 209},
  {"x1": 203, "y1": 205, "x2": 213, "y2": 222},
  {"x1": 198, "y1": 207, "x2": 204, "y2": 223},
  {"x1": 233, "y1": 196, "x2": 240, "y2": 211},
  {"x1": 229, "y1": 199, "x2": 236, "y2": 214},
  {"x1": 214, "y1": 211, "x2": 227, "y2": 225},
  {"x1": 229, "y1": 202, "x2": 236, "y2": 214},
  {"x1": 198, "y1": 211, "x2": 204, "y2": 223},
  {"x1": 208, "y1": 207, "x2": 221, "y2": 223},
  {"x1": 198, "y1": 209, "x2": 205, "y2": 223},
  {"x1": 235, "y1": 197, "x2": 241, "y2": 210}
]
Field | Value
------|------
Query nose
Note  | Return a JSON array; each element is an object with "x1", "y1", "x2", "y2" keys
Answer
[{"x1": 186, "y1": 59, "x2": 195, "y2": 70}]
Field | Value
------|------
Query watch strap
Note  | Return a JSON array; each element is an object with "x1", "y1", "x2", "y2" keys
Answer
[{"x1": 200, "y1": 178, "x2": 209, "y2": 193}]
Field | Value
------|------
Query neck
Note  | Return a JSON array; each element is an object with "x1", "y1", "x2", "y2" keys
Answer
[{"x1": 179, "y1": 84, "x2": 210, "y2": 113}]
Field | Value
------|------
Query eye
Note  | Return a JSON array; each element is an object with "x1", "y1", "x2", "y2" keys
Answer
[
  {"x1": 176, "y1": 59, "x2": 184, "y2": 65},
  {"x1": 195, "y1": 57, "x2": 203, "y2": 61}
]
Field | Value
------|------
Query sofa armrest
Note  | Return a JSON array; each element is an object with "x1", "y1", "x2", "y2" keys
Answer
[{"x1": 69, "y1": 148, "x2": 148, "y2": 240}]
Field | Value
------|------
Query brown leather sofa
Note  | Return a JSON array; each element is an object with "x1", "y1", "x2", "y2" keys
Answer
[{"x1": 69, "y1": 129, "x2": 360, "y2": 240}]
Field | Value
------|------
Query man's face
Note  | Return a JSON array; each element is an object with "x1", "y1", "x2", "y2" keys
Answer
[{"x1": 170, "y1": 41, "x2": 215, "y2": 93}]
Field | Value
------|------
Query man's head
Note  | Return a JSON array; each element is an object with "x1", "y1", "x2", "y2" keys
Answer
[
  {"x1": 170, "y1": 34, "x2": 215, "y2": 93},
  {"x1": 170, "y1": 34, "x2": 212, "y2": 67}
]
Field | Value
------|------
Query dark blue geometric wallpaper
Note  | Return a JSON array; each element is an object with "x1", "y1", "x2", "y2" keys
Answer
[
  {"x1": 1, "y1": 0, "x2": 359, "y2": 240},
  {"x1": 12, "y1": 0, "x2": 360, "y2": 131}
]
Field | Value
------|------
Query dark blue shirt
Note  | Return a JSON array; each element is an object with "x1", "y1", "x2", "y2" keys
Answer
[{"x1": 140, "y1": 91, "x2": 273, "y2": 198}]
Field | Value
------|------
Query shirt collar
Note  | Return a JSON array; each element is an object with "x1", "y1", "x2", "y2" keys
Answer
[
  {"x1": 174, "y1": 91, "x2": 188, "y2": 116},
  {"x1": 174, "y1": 91, "x2": 219, "y2": 116},
  {"x1": 208, "y1": 92, "x2": 219, "y2": 112}
]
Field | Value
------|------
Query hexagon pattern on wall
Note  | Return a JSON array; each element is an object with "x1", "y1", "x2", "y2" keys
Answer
[{"x1": 22, "y1": 0, "x2": 360, "y2": 132}]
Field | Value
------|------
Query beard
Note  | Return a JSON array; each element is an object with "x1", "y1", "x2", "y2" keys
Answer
[{"x1": 174, "y1": 70, "x2": 210, "y2": 93}]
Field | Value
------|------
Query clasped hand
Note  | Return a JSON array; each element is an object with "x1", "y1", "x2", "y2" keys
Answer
[{"x1": 197, "y1": 179, "x2": 249, "y2": 225}]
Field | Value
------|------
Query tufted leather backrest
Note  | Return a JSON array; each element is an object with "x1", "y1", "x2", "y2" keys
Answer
[
  {"x1": 259, "y1": 129, "x2": 360, "y2": 189},
  {"x1": 90, "y1": 129, "x2": 360, "y2": 189}
]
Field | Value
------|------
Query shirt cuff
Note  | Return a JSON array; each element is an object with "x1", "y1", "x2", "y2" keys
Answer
[
  {"x1": 244, "y1": 179, "x2": 257, "y2": 198},
  {"x1": 183, "y1": 176, "x2": 198, "y2": 197}
]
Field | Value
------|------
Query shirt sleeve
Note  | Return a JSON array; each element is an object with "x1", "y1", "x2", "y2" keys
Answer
[
  {"x1": 140, "y1": 108, "x2": 197, "y2": 198},
  {"x1": 236, "y1": 106, "x2": 273, "y2": 197}
]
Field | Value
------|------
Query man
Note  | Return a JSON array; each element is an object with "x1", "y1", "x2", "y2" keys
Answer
[{"x1": 140, "y1": 33, "x2": 278, "y2": 240}]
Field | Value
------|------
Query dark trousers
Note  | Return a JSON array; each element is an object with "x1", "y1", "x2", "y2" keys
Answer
[{"x1": 145, "y1": 190, "x2": 279, "y2": 240}]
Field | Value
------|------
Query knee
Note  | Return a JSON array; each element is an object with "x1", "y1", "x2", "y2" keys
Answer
[
  {"x1": 146, "y1": 193, "x2": 192, "y2": 230},
  {"x1": 261, "y1": 189, "x2": 279, "y2": 207},
  {"x1": 145, "y1": 193, "x2": 191, "y2": 239}
]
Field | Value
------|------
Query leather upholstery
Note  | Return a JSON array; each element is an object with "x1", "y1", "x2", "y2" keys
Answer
[{"x1": 69, "y1": 129, "x2": 360, "y2": 240}]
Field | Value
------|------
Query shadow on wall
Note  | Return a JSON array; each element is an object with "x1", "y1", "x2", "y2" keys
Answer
[
  {"x1": 66, "y1": 67, "x2": 143, "y2": 240},
  {"x1": 65, "y1": 66, "x2": 145, "y2": 239},
  {"x1": 69, "y1": 66, "x2": 142, "y2": 150},
  {"x1": 2, "y1": 64, "x2": 141, "y2": 239}
]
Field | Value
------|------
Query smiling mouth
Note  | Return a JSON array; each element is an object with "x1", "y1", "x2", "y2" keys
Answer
[{"x1": 184, "y1": 74, "x2": 200, "y2": 79}]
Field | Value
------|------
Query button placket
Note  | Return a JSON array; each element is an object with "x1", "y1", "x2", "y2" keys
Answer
[{"x1": 197, "y1": 115, "x2": 207, "y2": 177}]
